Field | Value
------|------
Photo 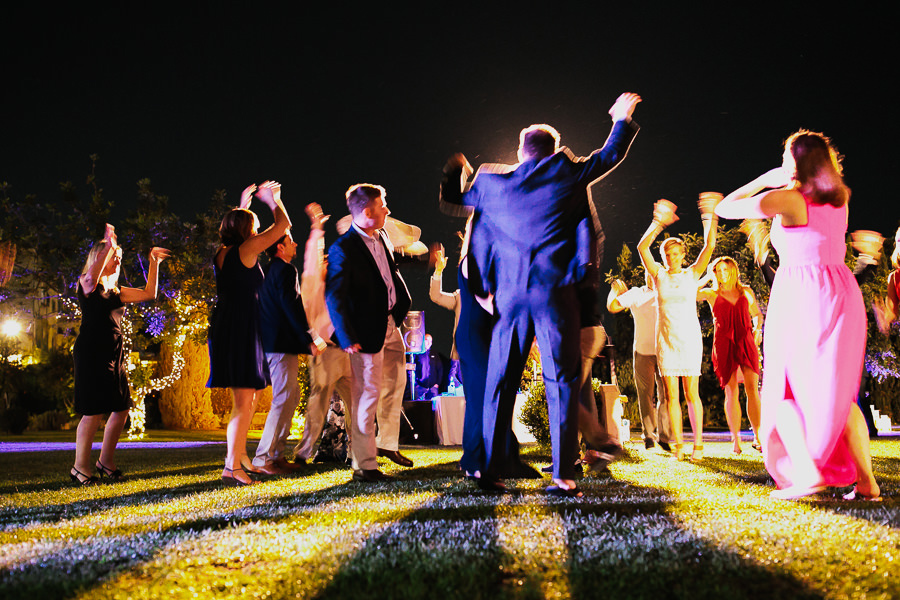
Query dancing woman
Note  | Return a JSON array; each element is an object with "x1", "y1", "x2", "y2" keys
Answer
[
  {"x1": 71, "y1": 224, "x2": 169, "y2": 485},
  {"x1": 637, "y1": 195, "x2": 718, "y2": 461},
  {"x1": 716, "y1": 130, "x2": 879, "y2": 501},
  {"x1": 873, "y1": 226, "x2": 900, "y2": 334},
  {"x1": 697, "y1": 256, "x2": 763, "y2": 454},
  {"x1": 208, "y1": 181, "x2": 290, "y2": 486}
]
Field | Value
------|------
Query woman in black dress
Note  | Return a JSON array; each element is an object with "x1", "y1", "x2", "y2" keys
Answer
[
  {"x1": 207, "y1": 181, "x2": 290, "y2": 486},
  {"x1": 71, "y1": 224, "x2": 169, "y2": 485}
]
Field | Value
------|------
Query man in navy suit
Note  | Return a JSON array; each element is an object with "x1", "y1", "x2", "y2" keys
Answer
[
  {"x1": 326, "y1": 183, "x2": 413, "y2": 482},
  {"x1": 253, "y1": 232, "x2": 324, "y2": 475},
  {"x1": 440, "y1": 93, "x2": 641, "y2": 495}
]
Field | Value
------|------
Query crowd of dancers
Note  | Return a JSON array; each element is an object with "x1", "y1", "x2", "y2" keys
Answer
[{"x1": 69, "y1": 93, "x2": 885, "y2": 501}]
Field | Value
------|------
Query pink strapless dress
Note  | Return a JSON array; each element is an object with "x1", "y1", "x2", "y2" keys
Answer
[{"x1": 762, "y1": 198, "x2": 865, "y2": 489}]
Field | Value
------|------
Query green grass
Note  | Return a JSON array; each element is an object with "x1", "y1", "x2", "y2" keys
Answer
[{"x1": 0, "y1": 436, "x2": 898, "y2": 599}]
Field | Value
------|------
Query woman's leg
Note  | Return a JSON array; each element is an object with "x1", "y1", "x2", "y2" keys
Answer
[
  {"x1": 723, "y1": 372, "x2": 742, "y2": 453},
  {"x1": 663, "y1": 375, "x2": 683, "y2": 459},
  {"x1": 74, "y1": 414, "x2": 103, "y2": 477},
  {"x1": 225, "y1": 388, "x2": 257, "y2": 484},
  {"x1": 843, "y1": 403, "x2": 880, "y2": 498},
  {"x1": 97, "y1": 409, "x2": 128, "y2": 471},
  {"x1": 683, "y1": 376, "x2": 704, "y2": 459},
  {"x1": 740, "y1": 365, "x2": 762, "y2": 448},
  {"x1": 773, "y1": 398, "x2": 822, "y2": 489}
]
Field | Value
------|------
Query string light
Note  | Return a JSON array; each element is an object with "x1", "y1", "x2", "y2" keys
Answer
[{"x1": 125, "y1": 292, "x2": 210, "y2": 439}]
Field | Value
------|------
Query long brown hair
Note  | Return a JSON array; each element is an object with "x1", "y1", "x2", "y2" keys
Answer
[{"x1": 786, "y1": 130, "x2": 850, "y2": 207}]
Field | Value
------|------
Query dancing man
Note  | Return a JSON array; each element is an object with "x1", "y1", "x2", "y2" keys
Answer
[{"x1": 440, "y1": 92, "x2": 641, "y2": 496}]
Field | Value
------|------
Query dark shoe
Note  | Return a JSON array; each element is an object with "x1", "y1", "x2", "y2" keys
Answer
[
  {"x1": 352, "y1": 468, "x2": 392, "y2": 482},
  {"x1": 221, "y1": 467, "x2": 255, "y2": 487},
  {"x1": 377, "y1": 448, "x2": 413, "y2": 467},
  {"x1": 475, "y1": 477, "x2": 508, "y2": 492},
  {"x1": 658, "y1": 441, "x2": 672, "y2": 452},
  {"x1": 584, "y1": 443, "x2": 625, "y2": 473},
  {"x1": 644, "y1": 438, "x2": 655, "y2": 450},
  {"x1": 546, "y1": 484, "x2": 583, "y2": 498},
  {"x1": 70, "y1": 466, "x2": 98, "y2": 486},
  {"x1": 95, "y1": 460, "x2": 124, "y2": 481},
  {"x1": 503, "y1": 461, "x2": 543, "y2": 479},
  {"x1": 256, "y1": 462, "x2": 290, "y2": 476},
  {"x1": 292, "y1": 457, "x2": 307, "y2": 466},
  {"x1": 541, "y1": 464, "x2": 554, "y2": 473},
  {"x1": 751, "y1": 441, "x2": 763, "y2": 453}
]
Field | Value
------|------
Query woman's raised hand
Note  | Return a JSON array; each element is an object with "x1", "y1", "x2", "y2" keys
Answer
[
  {"x1": 652, "y1": 199, "x2": 679, "y2": 228},
  {"x1": 149, "y1": 247, "x2": 171, "y2": 265},
  {"x1": 255, "y1": 181, "x2": 281, "y2": 207}
]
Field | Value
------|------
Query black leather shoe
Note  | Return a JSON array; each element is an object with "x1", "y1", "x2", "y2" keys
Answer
[
  {"x1": 658, "y1": 441, "x2": 672, "y2": 452},
  {"x1": 352, "y1": 468, "x2": 392, "y2": 482},
  {"x1": 377, "y1": 448, "x2": 413, "y2": 467}
]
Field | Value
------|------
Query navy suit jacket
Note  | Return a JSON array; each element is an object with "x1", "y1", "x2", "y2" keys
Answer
[
  {"x1": 325, "y1": 227, "x2": 412, "y2": 353},
  {"x1": 259, "y1": 257, "x2": 314, "y2": 354},
  {"x1": 441, "y1": 119, "x2": 639, "y2": 298}
]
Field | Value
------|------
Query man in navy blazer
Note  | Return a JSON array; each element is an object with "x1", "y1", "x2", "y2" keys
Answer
[
  {"x1": 253, "y1": 232, "x2": 324, "y2": 475},
  {"x1": 326, "y1": 183, "x2": 413, "y2": 482},
  {"x1": 440, "y1": 93, "x2": 641, "y2": 495}
]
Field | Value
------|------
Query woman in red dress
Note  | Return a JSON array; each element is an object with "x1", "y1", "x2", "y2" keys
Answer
[{"x1": 698, "y1": 257, "x2": 763, "y2": 455}]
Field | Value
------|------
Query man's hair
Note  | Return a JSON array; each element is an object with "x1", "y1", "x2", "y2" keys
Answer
[
  {"x1": 346, "y1": 183, "x2": 386, "y2": 217},
  {"x1": 518, "y1": 124, "x2": 560, "y2": 160},
  {"x1": 265, "y1": 233, "x2": 290, "y2": 258}
]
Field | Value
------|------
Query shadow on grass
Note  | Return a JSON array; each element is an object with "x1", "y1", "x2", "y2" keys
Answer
[
  {"x1": 301, "y1": 472, "x2": 822, "y2": 600},
  {"x1": 3, "y1": 472, "x2": 434, "y2": 600}
]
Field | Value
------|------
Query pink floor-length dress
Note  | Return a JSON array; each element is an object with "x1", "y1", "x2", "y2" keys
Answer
[{"x1": 762, "y1": 197, "x2": 865, "y2": 489}]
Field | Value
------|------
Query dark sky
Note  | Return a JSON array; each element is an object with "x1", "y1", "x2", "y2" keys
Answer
[{"x1": 3, "y1": 6, "x2": 896, "y2": 354}]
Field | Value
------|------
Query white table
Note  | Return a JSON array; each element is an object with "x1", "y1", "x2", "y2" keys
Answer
[
  {"x1": 433, "y1": 395, "x2": 465, "y2": 445},
  {"x1": 432, "y1": 393, "x2": 537, "y2": 445}
]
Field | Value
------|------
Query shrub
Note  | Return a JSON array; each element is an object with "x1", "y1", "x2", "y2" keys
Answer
[
  {"x1": 28, "y1": 409, "x2": 74, "y2": 431},
  {"x1": 519, "y1": 380, "x2": 550, "y2": 451}
]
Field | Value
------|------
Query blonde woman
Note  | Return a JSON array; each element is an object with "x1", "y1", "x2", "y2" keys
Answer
[
  {"x1": 71, "y1": 224, "x2": 169, "y2": 485},
  {"x1": 637, "y1": 196, "x2": 718, "y2": 461},
  {"x1": 698, "y1": 257, "x2": 763, "y2": 454},
  {"x1": 873, "y1": 226, "x2": 900, "y2": 334}
]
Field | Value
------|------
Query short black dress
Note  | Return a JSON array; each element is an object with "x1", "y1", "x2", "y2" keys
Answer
[
  {"x1": 73, "y1": 282, "x2": 132, "y2": 415},
  {"x1": 207, "y1": 245, "x2": 270, "y2": 390}
]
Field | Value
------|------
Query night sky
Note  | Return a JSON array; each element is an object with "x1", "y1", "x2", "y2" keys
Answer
[{"x1": 3, "y1": 6, "x2": 896, "y2": 355}]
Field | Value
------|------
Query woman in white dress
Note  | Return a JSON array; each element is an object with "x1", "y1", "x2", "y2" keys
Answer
[{"x1": 637, "y1": 195, "x2": 719, "y2": 460}]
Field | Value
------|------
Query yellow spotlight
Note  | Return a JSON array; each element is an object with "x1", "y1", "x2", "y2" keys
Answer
[{"x1": 1, "y1": 319, "x2": 21, "y2": 337}]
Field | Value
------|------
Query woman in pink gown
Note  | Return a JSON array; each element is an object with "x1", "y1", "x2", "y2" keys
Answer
[{"x1": 716, "y1": 131, "x2": 880, "y2": 501}]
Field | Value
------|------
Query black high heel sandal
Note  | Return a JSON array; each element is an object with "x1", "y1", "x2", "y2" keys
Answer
[
  {"x1": 96, "y1": 460, "x2": 124, "y2": 481},
  {"x1": 70, "y1": 466, "x2": 98, "y2": 486},
  {"x1": 222, "y1": 467, "x2": 254, "y2": 486}
]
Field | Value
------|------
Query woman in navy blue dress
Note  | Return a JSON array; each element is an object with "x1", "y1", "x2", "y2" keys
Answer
[
  {"x1": 71, "y1": 224, "x2": 169, "y2": 485},
  {"x1": 208, "y1": 181, "x2": 291, "y2": 486}
]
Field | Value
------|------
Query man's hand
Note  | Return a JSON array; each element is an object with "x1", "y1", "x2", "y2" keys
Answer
[{"x1": 609, "y1": 92, "x2": 641, "y2": 122}]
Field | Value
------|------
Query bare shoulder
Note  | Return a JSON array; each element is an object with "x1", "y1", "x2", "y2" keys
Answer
[{"x1": 761, "y1": 189, "x2": 807, "y2": 225}]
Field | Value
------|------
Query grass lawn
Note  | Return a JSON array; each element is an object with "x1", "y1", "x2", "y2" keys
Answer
[{"x1": 0, "y1": 434, "x2": 898, "y2": 599}]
